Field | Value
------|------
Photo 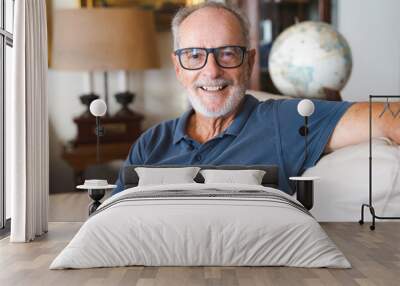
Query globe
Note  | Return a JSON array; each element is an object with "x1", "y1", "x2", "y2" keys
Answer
[{"x1": 268, "y1": 21, "x2": 352, "y2": 99}]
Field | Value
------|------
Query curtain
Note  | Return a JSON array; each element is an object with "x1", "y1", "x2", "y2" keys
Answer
[{"x1": 8, "y1": 0, "x2": 49, "y2": 242}]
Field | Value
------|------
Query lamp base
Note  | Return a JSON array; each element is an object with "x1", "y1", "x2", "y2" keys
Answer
[
  {"x1": 295, "y1": 180, "x2": 314, "y2": 210},
  {"x1": 79, "y1": 93, "x2": 99, "y2": 118},
  {"x1": 289, "y1": 176, "x2": 319, "y2": 210},
  {"x1": 72, "y1": 113, "x2": 144, "y2": 145},
  {"x1": 88, "y1": 188, "x2": 105, "y2": 215},
  {"x1": 115, "y1": 91, "x2": 135, "y2": 117}
]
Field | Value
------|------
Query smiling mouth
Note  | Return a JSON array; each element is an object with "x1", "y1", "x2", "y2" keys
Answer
[{"x1": 199, "y1": 85, "x2": 228, "y2": 92}]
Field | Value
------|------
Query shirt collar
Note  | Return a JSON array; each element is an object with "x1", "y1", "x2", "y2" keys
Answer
[
  {"x1": 223, "y1": 94, "x2": 259, "y2": 136},
  {"x1": 173, "y1": 94, "x2": 259, "y2": 144}
]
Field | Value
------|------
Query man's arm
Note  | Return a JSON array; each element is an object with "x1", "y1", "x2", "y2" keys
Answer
[{"x1": 325, "y1": 102, "x2": 400, "y2": 153}]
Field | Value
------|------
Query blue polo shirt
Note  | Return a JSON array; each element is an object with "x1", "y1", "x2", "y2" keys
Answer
[{"x1": 113, "y1": 94, "x2": 352, "y2": 195}]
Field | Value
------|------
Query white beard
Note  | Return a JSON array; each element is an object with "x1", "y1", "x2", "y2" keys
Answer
[{"x1": 187, "y1": 86, "x2": 246, "y2": 118}]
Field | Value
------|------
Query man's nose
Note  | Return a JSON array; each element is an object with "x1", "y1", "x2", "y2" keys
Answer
[{"x1": 202, "y1": 53, "x2": 223, "y2": 78}]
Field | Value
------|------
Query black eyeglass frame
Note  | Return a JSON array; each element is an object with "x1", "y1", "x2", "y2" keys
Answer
[{"x1": 174, "y1": 45, "x2": 248, "y2": 71}]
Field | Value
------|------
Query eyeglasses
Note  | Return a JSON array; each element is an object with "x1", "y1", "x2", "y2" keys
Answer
[{"x1": 174, "y1": 46, "x2": 247, "y2": 70}]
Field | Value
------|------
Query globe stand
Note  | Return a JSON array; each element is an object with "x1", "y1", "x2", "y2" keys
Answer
[{"x1": 323, "y1": 87, "x2": 342, "y2": 101}]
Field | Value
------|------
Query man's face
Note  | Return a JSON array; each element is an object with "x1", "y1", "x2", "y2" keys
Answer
[{"x1": 172, "y1": 7, "x2": 255, "y2": 118}]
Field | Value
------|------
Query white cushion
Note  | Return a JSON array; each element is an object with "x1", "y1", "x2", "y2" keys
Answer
[
  {"x1": 305, "y1": 138, "x2": 400, "y2": 221},
  {"x1": 135, "y1": 167, "x2": 200, "y2": 186},
  {"x1": 200, "y1": 169, "x2": 266, "y2": 185}
]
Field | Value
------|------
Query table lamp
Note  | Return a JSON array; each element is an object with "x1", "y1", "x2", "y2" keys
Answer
[
  {"x1": 51, "y1": 7, "x2": 160, "y2": 116},
  {"x1": 289, "y1": 99, "x2": 318, "y2": 210},
  {"x1": 77, "y1": 99, "x2": 116, "y2": 215},
  {"x1": 297, "y1": 98, "x2": 315, "y2": 163},
  {"x1": 89, "y1": 99, "x2": 107, "y2": 163}
]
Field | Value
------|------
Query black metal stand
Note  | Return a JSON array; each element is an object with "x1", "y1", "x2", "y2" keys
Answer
[
  {"x1": 295, "y1": 180, "x2": 314, "y2": 210},
  {"x1": 88, "y1": 188, "x2": 106, "y2": 215},
  {"x1": 359, "y1": 95, "x2": 400, "y2": 230},
  {"x1": 88, "y1": 116, "x2": 105, "y2": 215},
  {"x1": 293, "y1": 114, "x2": 314, "y2": 210},
  {"x1": 290, "y1": 177, "x2": 317, "y2": 210},
  {"x1": 95, "y1": 117, "x2": 104, "y2": 163}
]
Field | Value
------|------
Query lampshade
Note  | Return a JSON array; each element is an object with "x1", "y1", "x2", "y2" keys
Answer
[{"x1": 51, "y1": 8, "x2": 160, "y2": 71}]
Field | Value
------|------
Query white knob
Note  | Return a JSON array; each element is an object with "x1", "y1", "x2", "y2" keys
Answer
[
  {"x1": 297, "y1": 99, "x2": 315, "y2": 117},
  {"x1": 89, "y1": 99, "x2": 107, "y2": 117}
]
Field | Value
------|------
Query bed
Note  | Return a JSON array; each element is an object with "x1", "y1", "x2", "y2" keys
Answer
[{"x1": 50, "y1": 165, "x2": 350, "y2": 269}]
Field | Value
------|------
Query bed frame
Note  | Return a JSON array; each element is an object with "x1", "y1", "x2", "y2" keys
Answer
[
  {"x1": 123, "y1": 165, "x2": 279, "y2": 189},
  {"x1": 82, "y1": 165, "x2": 313, "y2": 214},
  {"x1": 122, "y1": 165, "x2": 316, "y2": 211}
]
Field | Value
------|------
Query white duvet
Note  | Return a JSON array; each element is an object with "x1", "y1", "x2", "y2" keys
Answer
[{"x1": 50, "y1": 183, "x2": 350, "y2": 269}]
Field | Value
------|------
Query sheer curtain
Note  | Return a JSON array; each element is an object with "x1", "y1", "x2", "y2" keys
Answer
[{"x1": 7, "y1": 0, "x2": 49, "y2": 242}]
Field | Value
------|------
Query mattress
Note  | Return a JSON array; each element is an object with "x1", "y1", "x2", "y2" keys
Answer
[{"x1": 50, "y1": 183, "x2": 350, "y2": 269}]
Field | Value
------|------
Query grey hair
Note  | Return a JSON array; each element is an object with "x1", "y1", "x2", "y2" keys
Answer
[{"x1": 171, "y1": 1, "x2": 250, "y2": 50}]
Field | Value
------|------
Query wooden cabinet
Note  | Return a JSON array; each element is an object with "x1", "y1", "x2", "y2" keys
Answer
[
  {"x1": 62, "y1": 142, "x2": 133, "y2": 186},
  {"x1": 62, "y1": 112, "x2": 144, "y2": 186},
  {"x1": 73, "y1": 113, "x2": 143, "y2": 145}
]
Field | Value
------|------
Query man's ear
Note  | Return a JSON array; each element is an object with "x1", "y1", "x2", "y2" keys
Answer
[
  {"x1": 171, "y1": 52, "x2": 181, "y2": 77},
  {"x1": 247, "y1": 48, "x2": 256, "y2": 75}
]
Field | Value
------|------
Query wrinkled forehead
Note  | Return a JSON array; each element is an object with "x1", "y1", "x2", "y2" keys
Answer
[{"x1": 177, "y1": 7, "x2": 246, "y2": 49}]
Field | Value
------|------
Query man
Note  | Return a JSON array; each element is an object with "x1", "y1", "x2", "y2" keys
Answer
[{"x1": 112, "y1": 2, "x2": 399, "y2": 196}]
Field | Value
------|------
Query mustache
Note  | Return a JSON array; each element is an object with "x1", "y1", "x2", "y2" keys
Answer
[{"x1": 194, "y1": 78, "x2": 233, "y2": 88}]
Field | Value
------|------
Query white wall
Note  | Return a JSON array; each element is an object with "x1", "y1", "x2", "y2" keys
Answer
[{"x1": 337, "y1": 0, "x2": 400, "y2": 101}]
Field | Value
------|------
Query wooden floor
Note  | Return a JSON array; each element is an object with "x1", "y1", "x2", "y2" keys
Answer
[
  {"x1": 48, "y1": 190, "x2": 113, "y2": 222},
  {"x1": 1, "y1": 221, "x2": 400, "y2": 286}
]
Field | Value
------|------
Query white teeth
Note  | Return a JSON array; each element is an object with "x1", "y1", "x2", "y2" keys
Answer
[{"x1": 202, "y1": 86, "x2": 223, "y2": 91}]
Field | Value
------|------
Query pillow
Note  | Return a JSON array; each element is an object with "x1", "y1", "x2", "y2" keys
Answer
[
  {"x1": 200, "y1": 169, "x2": 266, "y2": 185},
  {"x1": 123, "y1": 165, "x2": 278, "y2": 189},
  {"x1": 135, "y1": 167, "x2": 200, "y2": 186}
]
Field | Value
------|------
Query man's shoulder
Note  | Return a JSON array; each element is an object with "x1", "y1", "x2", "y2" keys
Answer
[
  {"x1": 256, "y1": 96, "x2": 351, "y2": 112},
  {"x1": 247, "y1": 94, "x2": 285, "y2": 116},
  {"x1": 248, "y1": 95, "x2": 352, "y2": 123}
]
